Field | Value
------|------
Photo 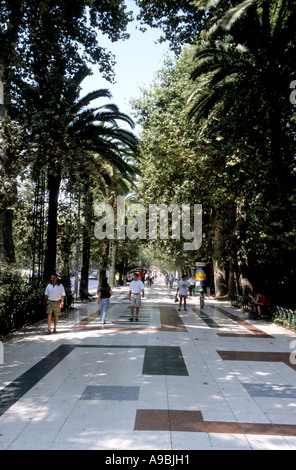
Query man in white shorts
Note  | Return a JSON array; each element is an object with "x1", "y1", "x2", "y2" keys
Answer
[
  {"x1": 44, "y1": 273, "x2": 66, "y2": 334},
  {"x1": 176, "y1": 274, "x2": 189, "y2": 311},
  {"x1": 128, "y1": 273, "x2": 144, "y2": 321}
]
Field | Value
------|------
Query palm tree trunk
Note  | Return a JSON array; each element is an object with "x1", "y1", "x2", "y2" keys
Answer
[
  {"x1": 98, "y1": 243, "x2": 109, "y2": 286},
  {"x1": 233, "y1": 202, "x2": 253, "y2": 296},
  {"x1": 211, "y1": 209, "x2": 228, "y2": 297},
  {"x1": 80, "y1": 191, "x2": 93, "y2": 300},
  {"x1": 0, "y1": 59, "x2": 17, "y2": 264},
  {"x1": 43, "y1": 166, "x2": 61, "y2": 282},
  {"x1": 0, "y1": 207, "x2": 16, "y2": 263}
]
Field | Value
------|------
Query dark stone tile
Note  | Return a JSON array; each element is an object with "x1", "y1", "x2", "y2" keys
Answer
[
  {"x1": 0, "y1": 345, "x2": 75, "y2": 416},
  {"x1": 81, "y1": 385, "x2": 140, "y2": 401},
  {"x1": 142, "y1": 346, "x2": 188, "y2": 376},
  {"x1": 212, "y1": 305, "x2": 273, "y2": 338},
  {"x1": 159, "y1": 307, "x2": 187, "y2": 332},
  {"x1": 217, "y1": 350, "x2": 296, "y2": 372},
  {"x1": 243, "y1": 383, "x2": 296, "y2": 399},
  {"x1": 134, "y1": 409, "x2": 170, "y2": 431},
  {"x1": 134, "y1": 409, "x2": 296, "y2": 436}
]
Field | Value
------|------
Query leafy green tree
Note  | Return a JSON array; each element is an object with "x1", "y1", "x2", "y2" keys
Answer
[
  {"x1": 135, "y1": 0, "x2": 204, "y2": 51},
  {"x1": 15, "y1": 55, "x2": 138, "y2": 281},
  {"x1": 131, "y1": 50, "x2": 208, "y2": 275},
  {"x1": 188, "y1": 0, "x2": 296, "y2": 298},
  {"x1": 78, "y1": 155, "x2": 139, "y2": 298},
  {"x1": 0, "y1": 0, "x2": 134, "y2": 266}
]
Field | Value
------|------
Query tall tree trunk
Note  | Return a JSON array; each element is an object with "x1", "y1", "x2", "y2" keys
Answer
[
  {"x1": 43, "y1": 166, "x2": 61, "y2": 283},
  {"x1": 0, "y1": 207, "x2": 16, "y2": 263},
  {"x1": 211, "y1": 209, "x2": 228, "y2": 297},
  {"x1": 0, "y1": 61, "x2": 17, "y2": 264},
  {"x1": 98, "y1": 242, "x2": 109, "y2": 287},
  {"x1": 80, "y1": 191, "x2": 93, "y2": 300},
  {"x1": 0, "y1": 1, "x2": 24, "y2": 264},
  {"x1": 80, "y1": 233, "x2": 90, "y2": 300},
  {"x1": 58, "y1": 192, "x2": 74, "y2": 295},
  {"x1": 112, "y1": 241, "x2": 117, "y2": 286},
  {"x1": 233, "y1": 202, "x2": 253, "y2": 296},
  {"x1": 227, "y1": 258, "x2": 236, "y2": 296}
]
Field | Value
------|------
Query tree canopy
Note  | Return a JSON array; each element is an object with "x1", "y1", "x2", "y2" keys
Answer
[
  {"x1": 131, "y1": 0, "x2": 296, "y2": 305},
  {"x1": 0, "y1": 0, "x2": 295, "y2": 314}
]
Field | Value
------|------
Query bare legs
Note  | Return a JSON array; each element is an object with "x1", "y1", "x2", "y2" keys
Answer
[
  {"x1": 47, "y1": 314, "x2": 58, "y2": 333},
  {"x1": 178, "y1": 295, "x2": 187, "y2": 311}
]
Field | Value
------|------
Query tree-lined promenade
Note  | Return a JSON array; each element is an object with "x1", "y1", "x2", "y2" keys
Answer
[{"x1": 0, "y1": 0, "x2": 295, "y2": 336}]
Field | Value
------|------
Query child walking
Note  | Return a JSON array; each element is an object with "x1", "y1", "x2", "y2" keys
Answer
[{"x1": 200, "y1": 290, "x2": 205, "y2": 310}]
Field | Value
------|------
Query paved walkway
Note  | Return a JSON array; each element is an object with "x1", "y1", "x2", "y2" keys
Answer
[{"x1": 1, "y1": 279, "x2": 296, "y2": 450}]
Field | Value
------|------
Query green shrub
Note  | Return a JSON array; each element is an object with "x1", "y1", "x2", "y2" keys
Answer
[{"x1": 0, "y1": 263, "x2": 44, "y2": 337}]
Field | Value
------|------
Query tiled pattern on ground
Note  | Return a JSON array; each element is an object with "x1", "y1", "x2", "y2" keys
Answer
[{"x1": 0, "y1": 282, "x2": 296, "y2": 450}]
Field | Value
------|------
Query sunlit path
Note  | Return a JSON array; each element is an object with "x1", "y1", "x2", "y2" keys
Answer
[{"x1": 0, "y1": 278, "x2": 296, "y2": 451}]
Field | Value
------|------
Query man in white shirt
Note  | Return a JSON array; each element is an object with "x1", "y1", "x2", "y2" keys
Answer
[
  {"x1": 44, "y1": 273, "x2": 66, "y2": 334},
  {"x1": 176, "y1": 275, "x2": 189, "y2": 311},
  {"x1": 189, "y1": 275, "x2": 195, "y2": 296},
  {"x1": 128, "y1": 273, "x2": 144, "y2": 321}
]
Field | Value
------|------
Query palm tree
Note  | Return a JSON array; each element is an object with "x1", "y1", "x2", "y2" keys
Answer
[
  {"x1": 17, "y1": 63, "x2": 138, "y2": 283},
  {"x1": 78, "y1": 158, "x2": 140, "y2": 299},
  {"x1": 188, "y1": 41, "x2": 256, "y2": 134},
  {"x1": 189, "y1": 0, "x2": 296, "y2": 294},
  {"x1": 190, "y1": 0, "x2": 296, "y2": 206},
  {"x1": 190, "y1": 0, "x2": 296, "y2": 164},
  {"x1": 43, "y1": 80, "x2": 139, "y2": 283}
]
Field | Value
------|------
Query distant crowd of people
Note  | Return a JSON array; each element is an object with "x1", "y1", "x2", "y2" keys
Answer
[
  {"x1": 43, "y1": 270, "x2": 271, "y2": 335},
  {"x1": 162, "y1": 272, "x2": 204, "y2": 312}
]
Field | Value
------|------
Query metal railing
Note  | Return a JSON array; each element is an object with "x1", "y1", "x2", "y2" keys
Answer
[
  {"x1": 273, "y1": 306, "x2": 296, "y2": 331},
  {"x1": 230, "y1": 294, "x2": 296, "y2": 330},
  {"x1": 230, "y1": 293, "x2": 250, "y2": 311}
]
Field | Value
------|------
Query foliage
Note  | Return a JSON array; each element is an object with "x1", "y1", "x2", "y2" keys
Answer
[
  {"x1": 131, "y1": 49, "x2": 206, "y2": 272},
  {"x1": 0, "y1": 0, "x2": 136, "y2": 266},
  {"x1": 135, "y1": 0, "x2": 205, "y2": 51},
  {"x1": 187, "y1": 0, "x2": 296, "y2": 301},
  {"x1": 1, "y1": 0, "x2": 296, "y2": 309},
  {"x1": 132, "y1": 13, "x2": 296, "y2": 303},
  {"x1": 0, "y1": 263, "x2": 44, "y2": 337}
]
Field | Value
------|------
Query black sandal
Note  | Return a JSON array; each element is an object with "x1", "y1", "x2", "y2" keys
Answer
[{"x1": 129, "y1": 317, "x2": 134, "y2": 321}]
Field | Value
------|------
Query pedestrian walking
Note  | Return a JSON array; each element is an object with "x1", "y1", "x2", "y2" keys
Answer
[
  {"x1": 44, "y1": 273, "x2": 66, "y2": 334},
  {"x1": 200, "y1": 290, "x2": 205, "y2": 310},
  {"x1": 189, "y1": 275, "x2": 195, "y2": 296},
  {"x1": 148, "y1": 273, "x2": 153, "y2": 286},
  {"x1": 97, "y1": 277, "x2": 112, "y2": 324},
  {"x1": 164, "y1": 273, "x2": 169, "y2": 289},
  {"x1": 129, "y1": 273, "x2": 144, "y2": 321},
  {"x1": 176, "y1": 274, "x2": 189, "y2": 311}
]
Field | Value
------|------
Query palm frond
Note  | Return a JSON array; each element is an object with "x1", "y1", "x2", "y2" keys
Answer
[
  {"x1": 93, "y1": 110, "x2": 135, "y2": 129},
  {"x1": 74, "y1": 89, "x2": 112, "y2": 112},
  {"x1": 220, "y1": 0, "x2": 257, "y2": 31},
  {"x1": 194, "y1": 0, "x2": 222, "y2": 9}
]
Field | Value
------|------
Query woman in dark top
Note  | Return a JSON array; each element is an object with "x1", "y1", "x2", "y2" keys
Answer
[{"x1": 97, "y1": 277, "x2": 112, "y2": 324}]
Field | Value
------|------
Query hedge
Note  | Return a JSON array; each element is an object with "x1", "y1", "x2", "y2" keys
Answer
[{"x1": 0, "y1": 263, "x2": 45, "y2": 337}]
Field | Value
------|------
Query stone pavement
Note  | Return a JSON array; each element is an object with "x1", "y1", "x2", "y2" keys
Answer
[{"x1": 1, "y1": 279, "x2": 296, "y2": 451}]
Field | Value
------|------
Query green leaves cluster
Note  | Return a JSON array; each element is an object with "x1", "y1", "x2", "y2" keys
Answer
[
  {"x1": 0, "y1": 1, "x2": 141, "y2": 284},
  {"x1": 132, "y1": 0, "x2": 296, "y2": 304},
  {"x1": 0, "y1": 263, "x2": 44, "y2": 337}
]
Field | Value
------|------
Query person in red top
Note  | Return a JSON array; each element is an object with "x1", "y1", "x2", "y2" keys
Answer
[{"x1": 255, "y1": 292, "x2": 271, "y2": 317}]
